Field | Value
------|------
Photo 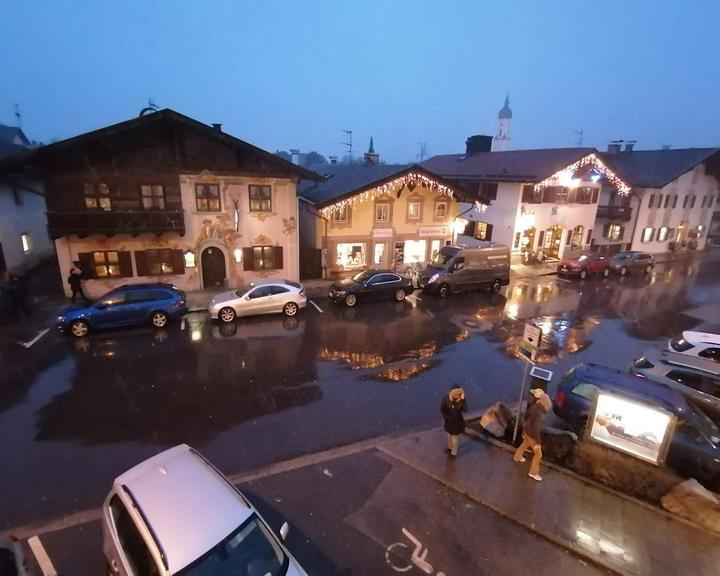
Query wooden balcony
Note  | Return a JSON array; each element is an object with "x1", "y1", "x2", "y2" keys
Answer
[
  {"x1": 596, "y1": 205, "x2": 633, "y2": 221},
  {"x1": 47, "y1": 210, "x2": 185, "y2": 238}
]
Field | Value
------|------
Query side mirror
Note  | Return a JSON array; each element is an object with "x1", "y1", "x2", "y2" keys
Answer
[{"x1": 279, "y1": 522, "x2": 289, "y2": 541}]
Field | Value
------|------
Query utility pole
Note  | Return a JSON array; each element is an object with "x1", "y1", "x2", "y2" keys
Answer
[
  {"x1": 341, "y1": 129, "x2": 353, "y2": 164},
  {"x1": 417, "y1": 142, "x2": 428, "y2": 162}
]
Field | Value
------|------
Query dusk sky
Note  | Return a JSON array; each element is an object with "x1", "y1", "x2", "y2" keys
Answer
[{"x1": 2, "y1": 1, "x2": 719, "y2": 163}]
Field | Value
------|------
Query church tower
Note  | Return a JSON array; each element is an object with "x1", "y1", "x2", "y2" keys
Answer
[{"x1": 493, "y1": 95, "x2": 512, "y2": 152}]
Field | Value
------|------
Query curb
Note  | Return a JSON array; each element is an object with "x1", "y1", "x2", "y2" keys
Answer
[{"x1": 463, "y1": 426, "x2": 720, "y2": 538}]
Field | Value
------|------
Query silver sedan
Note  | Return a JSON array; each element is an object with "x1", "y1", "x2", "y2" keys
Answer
[{"x1": 209, "y1": 280, "x2": 307, "y2": 323}]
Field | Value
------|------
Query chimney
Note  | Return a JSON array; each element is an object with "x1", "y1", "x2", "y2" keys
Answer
[
  {"x1": 465, "y1": 135, "x2": 493, "y2": 156},
  {"x1": 624, "y1": 141, "x2": 636, "y2": 153},
  {"x1": 212, "y1": 123, "x2": 222, "y2": 133},
  {"x1": 290, "y1": 149, "x2": 300, "y2": 165},
  {"x1": 329, "y1": 156, "x2": 338, "y2": 165},
  {"x1": 363, "y1": 137, "x2": 380, "y2": 165},
  {"x1": 607, "y1": 142, "x2": 622, "y2": 155}
]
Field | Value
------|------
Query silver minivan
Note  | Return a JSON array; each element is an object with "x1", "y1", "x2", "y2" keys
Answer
[{"x1": 420, "y1": 242, "x2": 510, "y2": 298}]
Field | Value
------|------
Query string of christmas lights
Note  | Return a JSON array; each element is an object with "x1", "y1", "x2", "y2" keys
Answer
[
  {"x1": 320, "y1": 172, "x2": 456, "y2": 217},
  {"x1": 533, "y1": 153, "x2": 631, "y2": 195}
]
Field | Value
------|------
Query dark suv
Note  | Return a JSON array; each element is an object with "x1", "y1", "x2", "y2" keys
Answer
[
  {"x1": 554, "y1": 363, "x2": 720, "y2": 487},
  {"x1": 56, "y1": 283, "x2": 188, "y2": 337},
  {"x1": 609, "y1": 251, "x2": 654, "y2": 276}
]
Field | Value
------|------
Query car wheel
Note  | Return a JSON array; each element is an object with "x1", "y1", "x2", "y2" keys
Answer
[
  {"x1": 151, "y1": 311, "x2": 168, "y2": 328},
  {"x1": 283, "y1": 302, "x2": 299, "y2": 317},
  {"x1": 394, "y1": 289, "x2": 406, "y2": 302},
  {"x1": 219, "y1": 307, "x2": 236, "y2": 323},
  {"x1": 491, "y1": 279, "x2": 502, "y2": 293},
  {"x1": 345, "y1": 294, "x2": 357, "y2": 307},
  {"x1": 602, "y1": 267, "x2": 609, "y2": 278},
  {"x1": 620, "y1": 266, "x2": 628, "y2": 276},
  {"x1": 579, "y1": 269, "x2": 587, "y2": 280},
  {"x1": 645, "y1": 264, "x2": 653, "y2": 274},
  {"x1": 70, "y1": 319, "x2": 89, "y2": 338},
  {"x1": 438, "y1": 284, "x2": 450, "y2": 299}
]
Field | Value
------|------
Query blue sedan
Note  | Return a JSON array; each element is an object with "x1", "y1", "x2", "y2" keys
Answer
[{"x1": 57, "y1": 283, "x2": 188, "y2": 337}]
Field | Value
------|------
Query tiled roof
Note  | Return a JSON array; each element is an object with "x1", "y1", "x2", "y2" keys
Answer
[
  {"x1": 421, "y1": 147, "x2": 597, "y2": 183},
  {"x1": 601, "y1": 148, "x2": 720, "y2": 188}
]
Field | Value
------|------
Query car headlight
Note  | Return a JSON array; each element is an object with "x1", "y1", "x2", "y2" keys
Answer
[
  {"x1": 56, "y1": 316, "x2": 65, "y2": 323},
  {"x1": 428, "y1": 273, "x2": 439, "y2": 284},
  {"x1": 335, "y1": 289, "x2": 346, "y2": 295}
]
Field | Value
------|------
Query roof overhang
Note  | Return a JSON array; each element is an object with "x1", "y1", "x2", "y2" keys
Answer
[{"x1": 533, "y1": 153, "x2": 631, "y2": 195}]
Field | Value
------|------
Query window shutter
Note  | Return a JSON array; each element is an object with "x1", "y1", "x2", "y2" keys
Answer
[
  {"x1": 586, "y1": 228, "x2": 592, "y2": 244},
  {"x1": 485, "y1": 223, "x2": 493, "y2": 241},
  {"x1": 619, "y1": 226, "x2": 625, "y2": 239},
  {"x1": 170, "y1": 249, "x2": 185, "y2": 274},
  {"x1": 538, "y1": 231, "x2": 545, "y2": 247},
  {"x1": 118, "y1": 251, "x2": 133, "y2": 277},
  {"x1": 77, "y1": 252, "x2": 95, "y2": 279},
  {"x1": 135, "y1": 251, "x2": 148, "y2": 276},
  {"x1": 243, "y1": 248, "x2": 255, "y2": 271},
  {"x1": 273, "y1": 246, "x2": 284, "y2": 270},
  {"x1": 565, "y1": 231, "x2": 572, "y2": 246}
]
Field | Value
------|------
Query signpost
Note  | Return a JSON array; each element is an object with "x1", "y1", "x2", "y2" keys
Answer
[{"x1": 512, "y1": 322, "x2": 543, "y2": 443}]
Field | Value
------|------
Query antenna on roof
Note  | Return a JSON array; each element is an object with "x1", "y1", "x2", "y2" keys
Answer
[
  {"x1": 341, "y1": 129, "x2": 353, "y2": 164},
  {"x1": 14, "y1": 103, "x2": 22, "y2": 128},
  {"x1": 574, "y1": 129, "x2": 583, "y2": 147},
  {"x1": 417, "y1": 142, "x2": 428, "y2": 162},
  {"x1": 139, "y1": 98, "x2": 160, "y2": 117}
]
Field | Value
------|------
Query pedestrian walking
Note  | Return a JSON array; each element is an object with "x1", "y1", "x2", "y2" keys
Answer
[
  {"x1": 513, "y1": 388, "x2": 552, "y2": 481},
  {"x1": 440, "y1": 386, "x2": 466, "y2": 457},
  {"x1": 68, "y1": 266, "x2": 89, "y2": 304}
]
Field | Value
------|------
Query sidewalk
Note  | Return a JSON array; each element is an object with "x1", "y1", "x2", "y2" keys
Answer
[{"x1": 379, "y1": 427, "x2": 720, "y2": 576}]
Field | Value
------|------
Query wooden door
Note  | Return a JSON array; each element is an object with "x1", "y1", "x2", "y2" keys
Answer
[{"x1": 201, "y1": 247, "x2": 226, "y2": 288}]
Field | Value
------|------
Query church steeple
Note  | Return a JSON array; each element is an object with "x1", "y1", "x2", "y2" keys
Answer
[
  {"x1": 364, "y1": 137, "x2": 380, "y2": 164},
  {"x1": 493, "y1": 95, "x2": 512, "y2": 151},
  {"x1": 368, "y1": 137, "x2": 375, "y2": 154}
]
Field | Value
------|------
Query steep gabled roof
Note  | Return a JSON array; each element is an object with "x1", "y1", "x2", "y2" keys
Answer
[
  {"x1": 421, "y1": 147, "x2": 597, "y2": 183},
  {"x1": 600, "y1": 148, "x2": 720, "y2": 188},
  {"x1": 0, "y1": 124, "x2": 30, "y2": 146},
  {"x1": 0, "y1": 109, "x2": 322, "y2": 181}
]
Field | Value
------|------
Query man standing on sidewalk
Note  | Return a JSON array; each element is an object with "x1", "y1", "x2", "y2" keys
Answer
[
  {"x1": 441, "y1": 386, "x2": 466, "y2": 457},
  {"x1": 68, "y1": 267, "x2": 89, "y2": 304},
  {"x1": 513, "y1": 388, "x2": 551, "y2": 481}
]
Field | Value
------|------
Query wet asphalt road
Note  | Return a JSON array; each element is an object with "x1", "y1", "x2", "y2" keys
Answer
[{"x1": 1, "y1": 253, "x2": 719, "y2": 534}]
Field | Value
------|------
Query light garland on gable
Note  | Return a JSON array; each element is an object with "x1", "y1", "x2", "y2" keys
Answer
[
  {"x1": 320, "y1": 172, "x2": 457, "y2": 217},
  {"x1": 533, "y1": 153, "x2": 631, "y2": 195}
]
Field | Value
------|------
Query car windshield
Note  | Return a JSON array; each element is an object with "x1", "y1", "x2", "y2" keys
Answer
[
  {"x1": 577, "y1": 255, "x2": 589, "y2": 261},
  {"x1": 177, "y1": 514, "x2": 288, "y2": 576},
  {"x1": 351, "y1": 270, "x2": 374, "y2": 283},
  {"x1": 613, "y1": 253, "x2": 630, "y2": 261},
  {"x1": 430, "y1": 252, "x2": 452, "y2": 267},
  {"x1": 686, "y1": 400, "x2": 720, "y2": 443}
]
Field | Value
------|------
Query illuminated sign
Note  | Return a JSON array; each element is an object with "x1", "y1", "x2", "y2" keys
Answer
[{"x1": 589, "y1": 393, "x2": 674, "y2": 465}]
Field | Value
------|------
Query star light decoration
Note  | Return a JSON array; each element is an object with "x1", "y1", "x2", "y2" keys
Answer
[
  {"x1": 320, "y1": 172, "x2": 465, "y2": 218},
  {"x1": 533, "y1": 153, "x2": 630, "y2": 195}
]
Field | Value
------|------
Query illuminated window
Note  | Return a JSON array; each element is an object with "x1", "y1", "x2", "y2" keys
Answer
[
  {"x1": 93, "y1": 251, "x2": 121, "y2": 277},
  {"x1": 407, "y1": 201, "x2": 421, "y2": 220},
  {"x1": 641, "y1": 227, "x2": 654, "y2": 243},
  {"x1": 21, "y1": 233, "x2": 32, "y2": 253},
  {"x1": 375, "y1": 203, "x2": 390, "y2": 222},
  {"x1": 434, "y1": 201, "x2": 448, "y2": 219},
  {"x1": 403, "y1": 240, "x2": 427, "y2": 264},
  {"x1": 330, "y1": 205, "x2": 349, "y2": 223},
  {"x1": 252, "y1": 246, "x2": 275, "y2": 270},
  {"x1": 146, "y1": 249, "x2": 177, "y2": 275},
  {"x1": 249, "y1": 185, "x2": 272, "y2": 212},
  {"x1": 336, "y1": 243, "x2": 366, "y2": 268},
  {"x1": 606, "y1": 225, "x2": 622, "y2": 241},
  {"x1": 431, "y1": 239, "x2": 441, "y2": 259},
  {"x1": 657, "y1": 227, "x2": 669, "y2": 242},
  {"x1": 84, "y1": 183, "x2": 111, "y2": 211},
  {"x1": 195, "y1": 184, "x2": 220, "y2": 212},
  {"x1": 373, "y1": 243, "x2": 385, "y2": 265},
  {"x1": 184, "y1": 250, "x2": 196, "y2": 268},
  {"x1": 140, "y1": 185, "x2": 165, "y2": 210}
]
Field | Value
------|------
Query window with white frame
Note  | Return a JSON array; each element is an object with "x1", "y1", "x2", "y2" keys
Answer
[
  {"x1": 330, "y1": 205, "x2": 349, "y2": 223},
  {"x1": 336, "y1": 243, "x2": 366, "y2": 268},
  {"x1": 657, "y1": 227, "x2": 669, "y2": 242},
  {"x1": 434, "y1": 201, "x2": 448, "y2": 219},
  {"x1": 140, "y1": 185, "x2": 165, "y2": 210},
  {"x1": 375, "y1": 203, "x2": 390, "y2": 222},
  {"x1": 407, "y1": 200, "x2": 421, "y2": 220},
  {"x1": 641, "y1": 227, "x2": 654, "y2": 243}
]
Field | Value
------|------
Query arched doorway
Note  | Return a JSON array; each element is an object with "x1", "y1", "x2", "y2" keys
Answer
[
  {"x1": 543, "y1": 225, "x2": 563, "y2": 259},
  {"x1": 201, "y1": 246, "x2": 227, "y2": 288}
]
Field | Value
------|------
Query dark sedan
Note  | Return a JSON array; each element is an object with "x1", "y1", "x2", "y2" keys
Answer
[
  {"x1": 609, "y1": 251, "x2": 655, "y2": 275},
  {"x1": 328, "y1": 269, "x2": 414, "y2": 307}
]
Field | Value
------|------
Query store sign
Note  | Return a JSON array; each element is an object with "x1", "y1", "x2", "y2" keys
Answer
[
  {"x1": 589, "y1": 393, "x2": 674, "y2": 465},
  {"x1": 373, "y1": 228, "x2": 393, "y2": 238},
  {"x1": 418, "y1": 225, "x2": 448, "y2": 237},
  {"x1": 519, "y1": 322, "x2": 541, "y2": 362}
]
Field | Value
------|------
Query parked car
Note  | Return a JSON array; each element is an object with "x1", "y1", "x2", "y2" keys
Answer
[
  {"x1": 630, "y1": 349, "x2": 720, "y2": 421},
  {"x1": 209, "y1": 280, "x2": 306, "y2": 323},
  {"x1": 608, "y1": 251, "x2": 655, "y2": 276},
  {"x1": 556, "y1": 252, "x2": 609, "y2": 279},
  {"x1": 328, "y1": 269, "x2": 413, "y2": 307},
  {"x1": 668, "y1": 330, "x2": 720, "y2": 363},
  {"x1": 554, "y1": 363, "x2": 720, "y2": 486},
  {"x1": 420, "y1": 242, "x2": 510, "y2": 298},
  {"x1": 102, "y1": 444, "x2": 307, "y2": 576},
  {"x1": 57, "y1": 283, "x2": 188, "y2": 338},
  {"x1": 0, "y1": 537, "x2": 28, "y2": 576}
]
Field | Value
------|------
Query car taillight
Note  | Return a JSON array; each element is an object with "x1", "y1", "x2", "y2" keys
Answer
[
  {"x1": 555, "y1": 390, "x2": 566, "y2": 408},
  {"x1": 176, "y1": 299, "x2": 186, "y2": 307}
]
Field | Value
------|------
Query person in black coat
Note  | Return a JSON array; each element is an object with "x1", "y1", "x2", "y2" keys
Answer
[
  {"x1": 440, "y1": 386, "x2": 467, "y2": 457},
  {"x1": 68, "y1": 267, "x2": 89, "y2": 304}
]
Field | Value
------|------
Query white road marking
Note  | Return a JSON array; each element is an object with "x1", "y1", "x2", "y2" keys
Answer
[
  {"x1": 309, "y1": 300, "x2": 324, "y2": 313},
  {"x1": 556, "y1": 277, "x2": 572, "y2": 283},
  {"x1": 17, "y1": 328, "x2": 50, "y2": 349},
  {"x1": 28, "y1": 535, "x2": 58, "y2": 576}
]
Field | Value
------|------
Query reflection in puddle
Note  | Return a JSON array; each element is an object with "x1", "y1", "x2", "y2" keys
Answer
[{"x1": 369, "y1": 361, "x2": 433, "y2": 382}]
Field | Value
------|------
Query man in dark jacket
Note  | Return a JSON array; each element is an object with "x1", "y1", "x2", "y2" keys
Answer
[
  {"x1": 513, "y1": 388, "x2": 552, "y2": 481},
  {"x1": 68, "y1": 267, "x2": 89, "y2": 304},
  {"x1": 440, "y1": 386, "x2": 466, "y2": 457}
]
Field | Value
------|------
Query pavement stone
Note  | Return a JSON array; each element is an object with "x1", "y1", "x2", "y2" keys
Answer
[{"x1": 378, "y1": 427, "x2": 720, "y2": 576}]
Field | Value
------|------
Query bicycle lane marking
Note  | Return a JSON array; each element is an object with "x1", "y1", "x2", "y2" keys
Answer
[
  {"x1": 28, "y1": 536, "x2": 58, "y2": 576},
  {"x1": 309, "y1": 300, "x2": 324, "y2": 313}
]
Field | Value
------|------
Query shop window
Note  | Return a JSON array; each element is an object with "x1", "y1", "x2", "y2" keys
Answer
[
  {"x1": 605, "y1": 224, "x2": 623, "y2": 241},
  {"x1": 657, "y1": 227, "x2": 669, "y2": 242},
  {"x1": 434, "y1": 201, "x2": 448, "y2": 219},
  {"x1": 195, "y1": 184, "x2": 220, "y2": 212},
  {"x1": 373, "y1": 243, "x2": 385, "y2": 265},
  {"x1": 407, "y1": 201, "x2": 421, "y2": 220},
  {"x1": 513, "y1": 232, "x2": 521, "y2": 249},
  {"x1": 140, "y1": 185, "x2": 165, "y2": 210},
  {"x1": 20, "y1": 232, "x2": 32, "y2": 254},
  {"x1": 375, "y1": 203, "x2": 390, "y2": 223},
  {"x1": 335, "y1": 243, "x2": 365, "y2": 268},
  {"x1": 330, "y1": 205, "x2": 349, "y2": 223},
  {"x1": 431, "y1": 240, "x2": 441, "y2": 259},
  {"x1": 93, "y1": 251, "x2": 121, "y2": 277},
  {"x1": 249, "y1": 185, "x2": 272, "y2": 212},
  {"x1": 403, "y1": 240, "x2": 426, "y2": 264},
  {"x1": 84, "y1": 183, "x2": 112, "y2": 211},
  {"x1": 641, "y1": 227, "x2": 654, "y2": 243}
]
